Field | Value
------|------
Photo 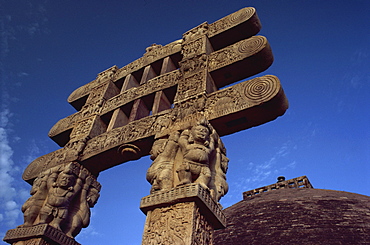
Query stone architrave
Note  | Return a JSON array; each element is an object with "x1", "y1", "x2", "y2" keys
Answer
[
  {"x1": 4, "y1": 6, "x2": 288, "y2": 245},
  {"x1": 22, "y1": 7, "x2": 288, "y2": 183}
]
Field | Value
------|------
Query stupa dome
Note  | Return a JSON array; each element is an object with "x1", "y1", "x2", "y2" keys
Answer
[{"x1": 214, "y1": 176, "x2": 370, "y2": 244}]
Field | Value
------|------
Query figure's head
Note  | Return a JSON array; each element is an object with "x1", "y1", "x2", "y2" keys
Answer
[
  {"x1": 191, "y1": 124, "x2": 210, "y2": 142},
  {"x1": 150, "y1": 138, "x2": 167, "y2": 160},
  {"x1": 87, "y1": 188, "x2": 100, "y2": 207},
  {"x1": 57, "y1": 173, "x2": 76, "y2": 188}
]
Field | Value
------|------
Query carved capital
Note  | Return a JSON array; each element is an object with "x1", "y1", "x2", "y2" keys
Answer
[
  {"x1": 145, "y1": 118, "x2": 228, "y2": 203},
  {"x1": 18, "y1": 162, "x2": 101, "y2": 240}
]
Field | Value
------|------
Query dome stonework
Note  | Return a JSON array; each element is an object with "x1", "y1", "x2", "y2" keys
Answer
[{"x1": 214, "y1": 188, "x2": 370, "y2": 244}]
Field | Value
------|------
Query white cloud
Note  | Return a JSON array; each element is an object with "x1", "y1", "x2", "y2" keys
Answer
[
  {"x1": 78, "y1": 225, "x2": 102, "y2": 241},
  {"x1": 0, "y1": 2, "x2": 50, "y2": 233},
  {"x1": 0, "y1": 28, "x2": 23, "y2": 230},
  {"x1": 5, "y1": 209, "x2": 20, "y2": 227},
  {"x1": 0, "y1": 107, "x2": 22, "y2": 230},
  {"x1": 0, "y1": 112, "x2": 16, "y2": 199},
  {"x1": 17, "y1": 72, "x2": 29, "y2": 77},
  {"x1": 221, "y1": 140, "x2": 297, "y2": 207},
  {"x1": 245, "y1": 140, "x2": 295, "y2": 185},
  {"x1": 0, "y1": 3, "x2": 55, "y2": 232},
  {"x1": 0, "y1": 102, "x2": 24, "y2": 227},
  {"x1": 24, "y1": 139, "x2": 42, "y2": 164},
  {"x1": 5, "y1": 201, "x2": 17, "y2": 210},
  {"x1": 18, "y1": 189, "x2": 31, "y2": 201}
]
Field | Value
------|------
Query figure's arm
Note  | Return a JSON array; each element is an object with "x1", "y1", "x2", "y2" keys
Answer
[
  {"x1": 80, "y1": 175, "x2": 92, "y2": 202},
  {"x1": 75, "y1": 168, "x2": 89, "y2": 193},
  {"x1": 208, "y1": 128, "x2": 217, "y2": 150},
  {"x1": 161, "y1": 131, "x2": 180, "y2": 159},
  {"x1": 178, "y1": 129, "x2": 190, "y2": 149},
  {"x1": 48, "y1": 173, "x2": 58, "y2": 189},
  {"x1": 168, "y1": 130, "x2": 180, "y2": 143}
]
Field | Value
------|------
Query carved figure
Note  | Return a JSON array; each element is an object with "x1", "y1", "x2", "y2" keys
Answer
[
  {"x1": 146, "y1": 118, "x2": 228, "y2": 201},
  {"x1": 18, "y1": 162, "x2": 101, "y2": 238},
  {"x1": 96, "y1": 65, "x2": 117, "y2": 83},
  {"x1": 146, "y1": 131, "x2": 180, "y2": 193},
  {"x1": 64, "y1": 176, "x2": 101, "y2": 238},
  {"x1": 211, "y1": 141, "x2": 229, "y2": 201},
  {"x1": 176, "y1": 120, "x2": 216, "y2": 190},
  {"x1": 142, "y1": 202, "x2": 193, "y2": 244},
  {"x1": 145, "y1": 43, "x2": 163, "y2": 53},
  {"x1": 183, "y1": 23, "x2": 208, "y2": 42},
  {"x1": 38, "y1": 162, "x2": 87, "y2": 231},
  {"x1": 19, "y1": 173, "x2": 48, "y2": 227},
  {"x1": 64, "y1": 137, "x2": 89, "y2": 161}
]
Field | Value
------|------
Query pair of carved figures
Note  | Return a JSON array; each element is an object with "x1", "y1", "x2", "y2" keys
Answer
[
  {"x1": 147, "y1": 119, "x2": 228, "y2": 201},
  {"x1": 19, "y1": 162, "x2": 101, "y2": 238}
]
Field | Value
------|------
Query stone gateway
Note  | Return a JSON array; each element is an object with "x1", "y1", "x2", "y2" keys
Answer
[{"x1": 4, "y1": 7, "x2": 287, "y2": 245}]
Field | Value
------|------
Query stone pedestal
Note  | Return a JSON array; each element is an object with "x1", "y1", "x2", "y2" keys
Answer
[
  {"x1": 3, "y1": 224, "x2": 80, "y2": 245},
  {"x1": 140, "y1": 184, "x2": 226, "y2": 244}
]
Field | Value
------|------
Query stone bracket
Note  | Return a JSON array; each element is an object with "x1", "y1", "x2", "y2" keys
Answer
[
  {"x1": 3, "y1": 224, "x2": 80, "y2": 245},
  {"x1": 140, "y1": 183, "x2": 226, "y2": 229}
]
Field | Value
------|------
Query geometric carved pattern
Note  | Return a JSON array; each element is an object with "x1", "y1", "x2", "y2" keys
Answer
[
  {"x1": 3, "y1": 224, "x2": 80, "y2": 245},
  {"x1": 243, "y1": 75, "x2": 281, "y2": 103}
]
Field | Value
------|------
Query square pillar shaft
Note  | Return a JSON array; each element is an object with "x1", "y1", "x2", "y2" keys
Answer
[{"x1": 140, "y1": 184, "x2": 226, "y2": 245}]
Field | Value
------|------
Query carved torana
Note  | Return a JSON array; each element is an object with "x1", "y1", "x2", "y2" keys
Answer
[
  {"x1": 22, "y1": 7, "x2": 287, "y2": 183},
  {"x1": 6, "y1": 6, "x2": 288, "y2": 245}
]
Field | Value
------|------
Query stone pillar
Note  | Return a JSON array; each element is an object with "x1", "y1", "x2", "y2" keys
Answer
[{"x1": 140, "y1": 184, "x2": 226, "y2": 245}]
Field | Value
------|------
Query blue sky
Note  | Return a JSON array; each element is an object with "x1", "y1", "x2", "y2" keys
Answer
[{"x1": 0, "y1": 1, "x2": 369, "y2": 244}]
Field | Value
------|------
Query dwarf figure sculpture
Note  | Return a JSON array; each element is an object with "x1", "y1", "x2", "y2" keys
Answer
[
  {"x1": 176, "y1": 120, "x2": 216, "y2": 189},
  {"x1": 19, "y1": 162, "x2": 100, "y2": 238},
  {"x1": 146, "y1": 119, "x2": 228, "y2": 202}
]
